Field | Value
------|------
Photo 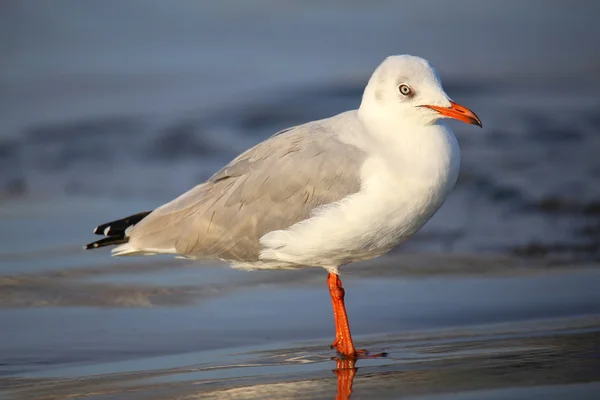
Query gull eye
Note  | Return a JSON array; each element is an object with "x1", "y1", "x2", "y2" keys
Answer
[{"x1": 398, "y1": 84, "x2": 412, "y2": 96}]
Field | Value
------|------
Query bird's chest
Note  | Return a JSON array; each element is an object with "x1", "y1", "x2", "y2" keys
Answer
[{"x1": 348, "y1": 147, "x2": 459, "y2": 254}]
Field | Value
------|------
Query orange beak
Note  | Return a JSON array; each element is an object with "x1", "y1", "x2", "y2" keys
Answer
[{"x1": 422, "y1": 101, "x2": 482, "y2": 127}]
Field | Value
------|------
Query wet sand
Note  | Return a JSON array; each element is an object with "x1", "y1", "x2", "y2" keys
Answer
[{"x1": 3, "y1": 315, "x2": 599, "y2": 399}]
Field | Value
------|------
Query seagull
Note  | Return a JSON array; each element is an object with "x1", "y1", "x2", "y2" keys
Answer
[{"x1": 86, "y1": 55, "x2": 481, "y2": 359}]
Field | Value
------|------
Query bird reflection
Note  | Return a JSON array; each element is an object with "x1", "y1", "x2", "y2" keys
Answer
[{"x1": 333, "y1": 358, "x2": 357, "y2": 400}]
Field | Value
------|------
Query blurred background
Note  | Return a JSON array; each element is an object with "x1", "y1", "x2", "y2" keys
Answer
[
  {"x1": 2, "y1": 0, "x2": 600, "y2": 260},
  {"x1": 1, "y1": 1, "x2": 600, "y2": 399}
]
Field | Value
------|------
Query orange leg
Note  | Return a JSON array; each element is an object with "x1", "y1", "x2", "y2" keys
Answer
[
  {"x1": 328, "y1": 273, "x2": 359, "y2": 357},
  {"x1": 328, "y1": 273, "x2": 388, "y2": 359}
]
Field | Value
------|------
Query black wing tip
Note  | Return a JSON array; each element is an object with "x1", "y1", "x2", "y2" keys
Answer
[
  {"x1": 87, "y1": 210, "x2": 153, "y2": 250},
  {"x1": 85, "y1": 236, "x2": 128, "y2": 250},
  {"x1": 93, "y1": 224, "x2": 112, "y2": 236},
  {"x1": 93, "y1": 224, "x2": 109, "y2": 236},
  {"x1": 93, "y1": 211, "x2": 152, "y2": 236}
]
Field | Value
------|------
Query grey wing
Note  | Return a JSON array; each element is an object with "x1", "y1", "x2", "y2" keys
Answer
[{"x1": 127, "y1": 117, "x2": 367, "y2": 262}]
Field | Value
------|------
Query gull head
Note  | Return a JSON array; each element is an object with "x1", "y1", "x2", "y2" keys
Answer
[{"x1": 360, "y1": 55, "x2": 482, "y2": 128}]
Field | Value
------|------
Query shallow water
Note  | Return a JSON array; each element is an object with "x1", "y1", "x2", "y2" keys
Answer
[{"x1": 2, "y1": 256, "x2": 600, "y2": 399}]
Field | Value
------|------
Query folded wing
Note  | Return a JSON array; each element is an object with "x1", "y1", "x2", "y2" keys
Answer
[{"x1": 121, "y1": 114, "x2": 367, "y2": 262}]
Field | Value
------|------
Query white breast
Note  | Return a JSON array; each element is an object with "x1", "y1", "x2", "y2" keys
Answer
[{"x1": 259, "y1": 124, "x2": 460, "y2": 272}]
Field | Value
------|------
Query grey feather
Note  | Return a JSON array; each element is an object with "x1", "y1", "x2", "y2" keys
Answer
[{"x1": 126, "y1": 112, "x2": 367, "y2": 262}]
